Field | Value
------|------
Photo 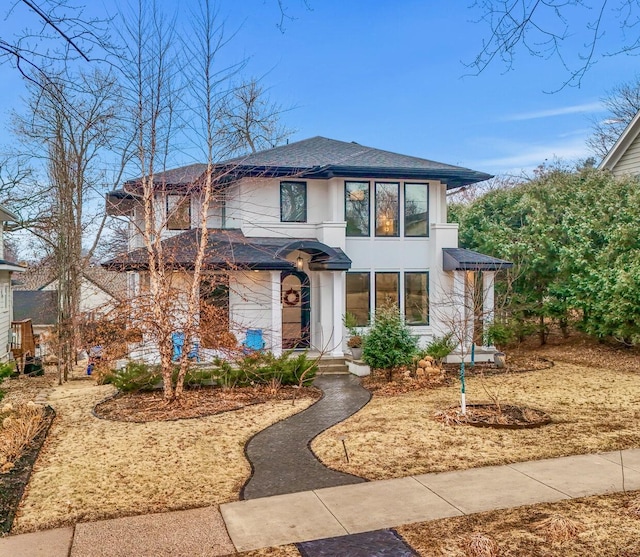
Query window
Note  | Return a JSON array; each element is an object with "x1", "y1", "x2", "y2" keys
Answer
[
  {"x1": 375, "y1": 182, "x2": 399, "y2": 236},
  {"x1": 280, "y1": 181, "x2": 307, "y2": 222},
  {"x1": 375, "y1": 272, "x2": 399, "y2": 309},
  {"x1": 166, "y1": 194, "x2": 191, "y2": 230},
  {"x1": 405, "y1": 272, "x2": 429, "y2": 325},
  {"x1": 346, "y1": 272, "x2": 370, "y2": 326},
  {"x1": 345, "y1": 181, "x2": 370, "y2": 236},
  {"x1": 404, "y1": 183, "x2": 429, "y2": 237}
]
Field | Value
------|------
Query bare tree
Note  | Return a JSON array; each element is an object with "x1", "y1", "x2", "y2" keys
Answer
[
  {"x1": 588, "y1": 74, "x2": 640, "y2": 159},
  {"x1": 1, "y1": 0, "x2": 110, "y2": 84},
  {"x1": 216, "y1": 78, "x2": 294, "y2": 156},
  {"x1": 469, "y1": 1, "x2": 640, "y2": 88},
  {"x1": 12, "y1": 69, "x2": 127, "y2": 383}
]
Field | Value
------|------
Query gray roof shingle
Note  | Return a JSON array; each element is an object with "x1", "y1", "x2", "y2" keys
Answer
[
  {"x1": 443, "y1": 248, "x2": 513, "y2": 271},
  {"x1": 119, "y1": 137, "x2": 492, "y2": 192},
  {"x1": 102, "y1": 229, "x2": 352, "y2": 272}
]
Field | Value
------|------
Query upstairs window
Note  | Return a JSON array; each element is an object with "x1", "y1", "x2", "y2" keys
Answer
[
  {"x1": 280, "y1": 181, "x2": 307, "y2": 222},
  {"x1": 375, "y1": 182, "x2": 399, "y2": 236},
  {"x1": 345, "y1": 181, "x2": 370, "y2": 236},
  {"x1": 404, "y1": 183, "x2": 429, "y2": 237},
  {"x1": 166, "y1": 194, "x2": 191, "y2": 230}
]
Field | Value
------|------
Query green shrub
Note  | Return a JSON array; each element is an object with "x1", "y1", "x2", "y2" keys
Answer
[
  {"x1": 424, "y1": 333, "x2": 457, "y2": 365},
  {"x1": 362, "y1": 306, "x2": 419, "y2": 381},
  {"x1": 485, "y1": 321, "x2": 516, "y2": 350},
  {"x1": 0, "y1": 361, "x2": 14, "y2": 402},
  {"x1": 107, "y1": 362, "x2": 162, "y2": 392},
  {"x1": 235, "y1": 351, "x2": 318, "y2": 386}
]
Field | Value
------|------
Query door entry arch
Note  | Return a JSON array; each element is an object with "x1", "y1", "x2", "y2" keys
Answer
[{"x1": 281, "y1": 270, "x2": 310, "y2": 349}]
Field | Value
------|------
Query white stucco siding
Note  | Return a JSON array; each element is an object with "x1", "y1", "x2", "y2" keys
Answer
[
  {"x1": 229, "y1": 272, "x2": 273, "y2": 342},
  {"x1": 612, "y1": 134, "x2": 640, "y2": 177},
  {"x1": 0, "y1": 271, "x2": 12, "y2": 359}
]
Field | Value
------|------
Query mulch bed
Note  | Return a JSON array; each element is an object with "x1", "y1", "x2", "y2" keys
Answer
[
  {"x1": 0, "y1": 406, "x2": 55, "y2": 535},
  {"x1": 435, "y1": 403, "x2": 552, "y2": 429},
  {"x1": 363, "y1": 373, "x2": 452, "y2": 396},
  {"x1": 93, "y1": 385, "x2": 322, "y2": 422}
]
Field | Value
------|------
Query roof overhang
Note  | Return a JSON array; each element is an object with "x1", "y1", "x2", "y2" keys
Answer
[
  {"x1": 443, "y1": 248, "x2": 513, "y2": 271},
  {"x1": 0, "y1": 259, "x2": 25, "y2": 273},
  {"x1": 216, "y1": 164, "x2": 492, "y2": 189}
]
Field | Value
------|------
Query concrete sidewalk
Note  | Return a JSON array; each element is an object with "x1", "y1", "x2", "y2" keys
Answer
[{"x1": 3, "y1": 449, "x2": 640, "y2": 556}]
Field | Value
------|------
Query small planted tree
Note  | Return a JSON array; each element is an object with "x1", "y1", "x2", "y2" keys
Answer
[{"x1": 362, "y1": 306, "x2": 418, "y2": 382}]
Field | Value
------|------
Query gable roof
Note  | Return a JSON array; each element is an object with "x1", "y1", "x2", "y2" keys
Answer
[
  {"x1": 599, "y1": 109, "x2": 640, "y2": 172},
  {"x1": 12, "y1": 265, "x2": 127, "y2": 301},
  {"x1": 120, "y1": 137, "x2": 492, "y2": 192}
]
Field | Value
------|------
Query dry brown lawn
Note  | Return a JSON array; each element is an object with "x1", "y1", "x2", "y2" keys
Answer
[
  {"x1": 312, "y1": 361, "x2": 640, "y2": 479},
  {"x1": 12, "y1": 381, "x2": 315, "y2": 533},
  {"x1": 397, "y1": 491, "x2": 640, "y2": 556}
]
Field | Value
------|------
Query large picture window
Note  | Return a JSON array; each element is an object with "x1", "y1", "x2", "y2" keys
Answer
[
  {"x1": 345, "y1": 181, "x2": 370, "y2": 236},
  {"x1": 167, "y1": 194, "x2": 191, "y2": 230},
  {"x1": 280, "y1": 181, "x2": 307, "y2": 222},
  {"x1": 404, "y1": 183, "x2": 429, "y2": 237},
  {"x1": 375, "y1": 272, "x2": 399, "y2": 310},
  {"x1": 375, "y1": 182, "x2": 399, "y2": 236},
  {"x1": 405, "y1": 272, "x2": 429, "y2": 325},
  {"x1": 346, "y1": 272, "x2": 370, "y2": 326}
]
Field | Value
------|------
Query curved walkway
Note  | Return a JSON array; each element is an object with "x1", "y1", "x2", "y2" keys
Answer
[{"x1": 242, "y1": 374, "x2": 371, "y2": 500}]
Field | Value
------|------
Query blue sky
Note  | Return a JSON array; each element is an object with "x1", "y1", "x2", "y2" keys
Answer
[{"x1": 0, "y1": 1, "x2": 634, "y2": 177}]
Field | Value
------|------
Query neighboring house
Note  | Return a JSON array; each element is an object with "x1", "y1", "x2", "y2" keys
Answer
[
  {"x1": 0, "y1": 206, "x2": 25, "y2": 361},
  {"x1": 104, "y1": 136, "x2": 511, "y2": 361},
  {"x1": 599, "y1": 109, "x2": 640, "y2": 176},
  {"x1": 13, "y1": 265, "x2": 127, "y2": 335}
]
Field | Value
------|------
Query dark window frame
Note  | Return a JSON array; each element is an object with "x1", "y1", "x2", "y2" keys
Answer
[
  {"x1": 375, "y1": 271, "x2": 400, "y2": 310},
  {"x1": 404, "y1": 271, "x2": 429, "y2": 326},
  {"x1": 344, "y1": 180, "x2": 371, "y2": 237},
  {"x1": 346, "y1": 271, "x2": 371, "y2": 326},
  {"x1": 166, "y1": 193, "x2": 191, "y2": 230},
  {"x1": 280, "y1": 181, "x2": 307, "y2": 223},
  {"x1": 404, "y1": 182, "x2": 429, "y2": 237},
  {"x1": 374, "y1": 182, "x2": 400, "y2": 237}
]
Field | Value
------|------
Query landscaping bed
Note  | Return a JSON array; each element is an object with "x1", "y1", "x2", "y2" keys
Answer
[
  {"x1": 94, "y1": 385, "x2": 321, "y2": 422},
  {"x1": 0, "y1": 405, "x2": 55, "y2": 534},
  {"x1": 435, "y1": 403, "x2": 551, "y2": 429}
]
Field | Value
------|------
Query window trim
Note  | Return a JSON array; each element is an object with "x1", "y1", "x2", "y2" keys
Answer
[
  {"x1": 404, "y1": 182, "x2": 429, "y2": 238},
  {"x1": 346, "y1": 271, "x2": 371, "y2": 326},
  {"x1": 280, "y1": 181, "x2": 307, "y2": 223},
  {"x1": 374, "y1": 271, "x2": 400, "y2": 310},
  {"x1": 166, "y1": 193, "x2": 191, "y2": 230},
  {"x1": 404, "y1": 271, "x2": 429, "y2": 326},
  {"x1": 374, "y1": 182, "x2": 400, "y2": 237},
  {"x1": 344, "y1": 180, "x2": 371, "y2": 237}
]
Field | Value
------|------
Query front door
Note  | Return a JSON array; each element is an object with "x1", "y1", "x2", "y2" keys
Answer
[{"x1": 281, "y1": 270, "x2": 310, "y2": 349}]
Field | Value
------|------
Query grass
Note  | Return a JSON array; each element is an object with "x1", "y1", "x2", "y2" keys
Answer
[
  {"x1": 12, "y1": 380, "x2": 315, "y2": 533},
  {"x1": 396, "y1": 491, "x2": 640, "y2": 556},
  {"x1": 311, "y1": 361, "x2": 640, "y2": 479}
]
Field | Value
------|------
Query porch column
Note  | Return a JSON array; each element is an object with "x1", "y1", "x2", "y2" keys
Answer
[
  {"x1": 270, "y1": 270, "x2": 282, "y2": 356},
  {"x1": 452, "y1": 270, "x2": 469, "y2": 354},
  {"x1": 331, "y1": 271, "x2": 345, "y2": 356},
  {"x1": 482, "y1": 271, "x2": 495, "y2": 347}
]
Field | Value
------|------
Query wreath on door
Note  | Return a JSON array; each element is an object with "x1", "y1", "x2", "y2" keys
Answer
[{"x1": 283, "y1": 288, "x2": 301, "y2": 306}]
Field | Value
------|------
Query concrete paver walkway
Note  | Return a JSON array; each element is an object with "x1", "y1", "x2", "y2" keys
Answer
[{"x1": 242, "y1": 374, "x2": 371, "y2": 500}]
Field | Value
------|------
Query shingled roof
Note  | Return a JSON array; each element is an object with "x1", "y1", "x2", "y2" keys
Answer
[
  {"x1": 118, "y1": 136, "x2": 492, "y2": 192},
  {"x1": 443, "y1": 248, "x2": 513, "y2": 271},
  {"x1": 102, "y1": 228, "x2": 352, "y2": 272}
]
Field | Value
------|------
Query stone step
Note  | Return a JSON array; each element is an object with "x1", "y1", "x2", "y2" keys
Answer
[{"x1": 317, "y1": 357, "x2": 349, "y2": 375}]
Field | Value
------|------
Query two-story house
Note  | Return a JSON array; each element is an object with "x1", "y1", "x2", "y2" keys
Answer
[{"x1": 104, "y1": 137, "x2": 511, "y2": 361}]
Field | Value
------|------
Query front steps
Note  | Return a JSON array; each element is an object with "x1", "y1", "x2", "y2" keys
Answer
[{"x1": 316, "y1": 356, "x2": 349, "y2": 375}]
